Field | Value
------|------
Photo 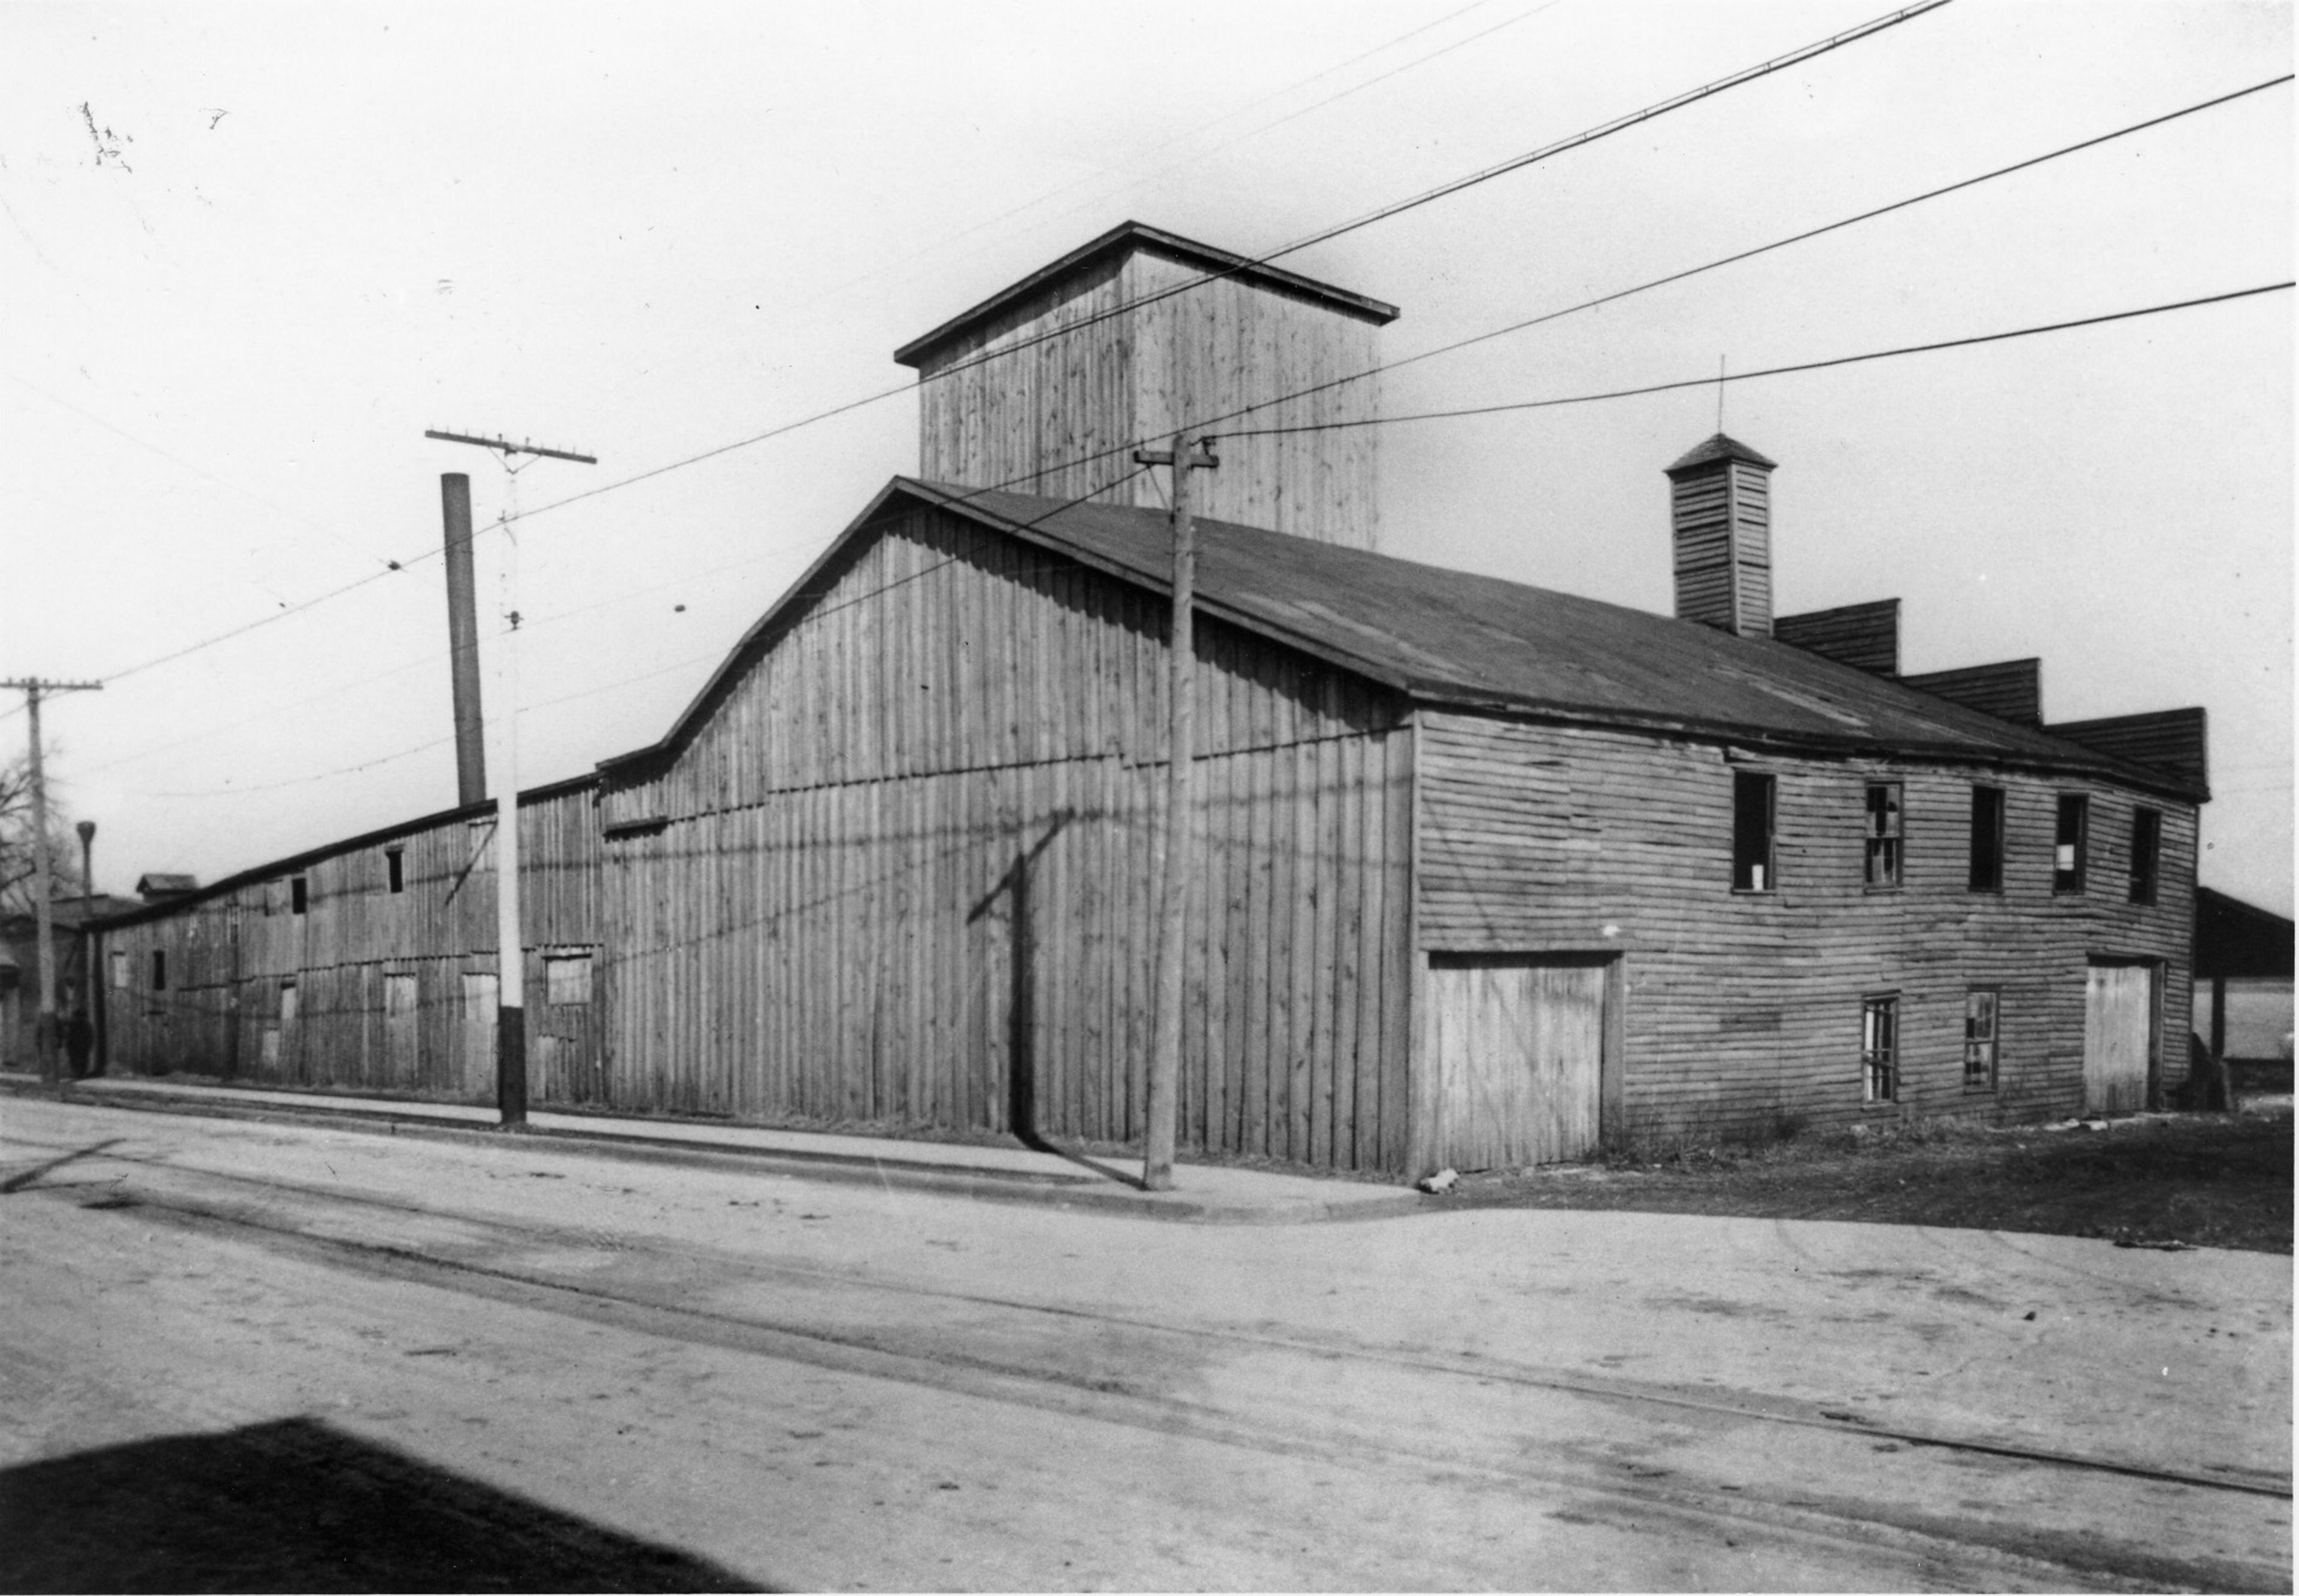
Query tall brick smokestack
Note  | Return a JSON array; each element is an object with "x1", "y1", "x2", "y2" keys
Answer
[{"x1": 440, "y1": 472, "x2": 487, "y2": 806}]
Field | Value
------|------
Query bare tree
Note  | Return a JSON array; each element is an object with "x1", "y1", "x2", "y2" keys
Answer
[{"x1": 0, "y1": 755, "x2": 78, "y2": 918}]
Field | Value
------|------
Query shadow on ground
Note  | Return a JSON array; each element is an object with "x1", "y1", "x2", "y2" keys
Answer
[{"x1": 0, "y1": 1416, "x2": 764, "y2": 1593}]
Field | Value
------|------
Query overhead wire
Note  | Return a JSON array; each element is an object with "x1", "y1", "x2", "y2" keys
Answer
[
  {"x1": 126, "y1": 264, "x2": 2291, "y2": 798},
  {"x1": 54, "y1": 69, "x2": 2286, "y2": 768},
  {"x1": 131, "y1": 464, "x2": 1152, "y2": 800},
  {"x1": 771, "y1": 0, "x2": 1515, "y2": 316},
  {"x1": 514, "y1": 0, "x2": 1954, "y2": 529},
  {"x1": 1211, "y1": 282, "x2": 2295, "y2": 438},
  {"x1": 71, "y1": 0, "x2": 1954, "y2": 696}
]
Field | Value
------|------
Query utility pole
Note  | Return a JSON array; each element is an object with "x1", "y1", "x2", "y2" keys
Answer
[
  {"x1": 423, "y1": 431, "x2": 596, "y2": 1130},
  {"x1": 1132, "y1": 429, "x2": 1217, "y2": 1191},
  {"x1": 2, "y1": 678, "x2": 102, "y2": 1088}
]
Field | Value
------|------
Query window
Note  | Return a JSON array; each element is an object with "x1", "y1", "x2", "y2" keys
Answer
[
  {"x1": 1864, "y1": 782, "x2": 1903, "y2": 888},
  {"x1": 290, "y1": 876, "x2": 309, "y2": 915},
  {"x1": 2129, "y1": 809, "x2": 2161, "y2": 905},
  {"x1": 110, "y1": 949, "x2": 128, "y2": 991},
  {"x1": 2054, "y1": 794, "x2": 2088, "y2": 894},
  {"x1": 386, "y1": 848, "x2": 405, "y2": 894},
  {"x1": 1964, "y1": 988, "x2": 2000, "y2": 1090},
  {"x1": 1862, "y1": 995, "x2": 1898, "y2": 1103},
  {"x1": 150, "y1": 949, "x2": 166, "y2": 991},
  {"x1": 1968, "y1": 785, "x2": 2006, "y2": 892},
  {"x1": 545, "y1": 952, "x2": 594, "y2": 1008},
  {"x1": 280, "y1": 978, "x2": 298, "y2": 1025},
  {"x1": 1732, "y1": 772, "x2": 1776, "y2": 892}
]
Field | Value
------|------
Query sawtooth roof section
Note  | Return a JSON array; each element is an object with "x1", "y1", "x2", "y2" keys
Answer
[
  {"x1": 607, "y1": 478, "x2": 2206, "y2": 803},
  {"x1": 892, "y1": 221, "x2": 1400, "y2": 370}
]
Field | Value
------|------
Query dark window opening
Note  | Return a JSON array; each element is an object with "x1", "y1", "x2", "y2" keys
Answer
[
  {"x1": 1732, "y1": 772, "x2": 1776, "y2": 893},
  {"x1": 386, "y1": 849, "x2": 405, "y2": 894},
  {"x1": 1863, "y1": 995, "x2": 1898, "y2": 1103},
  {"x1": 151, "y1": 949, "x2": 167, "y2": 991},
  {"x1": 2129, "y1": 809, "x2": 2161, "y2": 905},
  {"x1": 1968, "y1": 785, "x2": 2006, "y2": 892},
  {"x1": 2054, "y1": 794, "x2": 2089, "y2": 894},
  {"x1": 290, "y1": 876, "x2": 308, "y2": 915},
  {"x1": 1964, "y1": 988, "x2": 2000, "y2": 1090},
  {"x1": 1864, "y1": 782, "x2": 1903, "y2": 888}
]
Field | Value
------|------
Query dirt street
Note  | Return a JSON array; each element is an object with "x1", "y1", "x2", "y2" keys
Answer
[{"x1": 2, "y1": 1096, "x2": 2289, "y2": 1591}]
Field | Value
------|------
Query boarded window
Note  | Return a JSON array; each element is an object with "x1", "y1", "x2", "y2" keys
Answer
[
  {"x1": 2054, "y1": 795, "x2": 2089, "y2": 894},
  {"x1": 1864, "y1": 782, "x2": 1903, "y2": 888},
  {"x1": 2129, "y1": 808, "x2": 2161, "y2": 904},
  {"x1": 1731, "y1": 772, "x2": 1775, "y2": 892},
  {"x1": 150, "y1": 949, "x2": 166, "y2": 991},
  {"x1": 386, "y1": 849, "x2": 405, "y2": 894},
  {"x1": 1964, "y1": 988, "x2": 2000, "y2": 1089},
  {"x1": 545, "y1": 952, "x2": 593, "y2": 1008},
  {"x1": 1968, "y1": 785, "x2": 2006, "y2": 892},
  {"x1": 1862, "y1": 995, "x2": 1898, "y2": 1103},
  {"x1": 290, "y1": 876, "x2": 309, "y2": 915},
  {"x1": 109, "y1": 949, "x2": 128, "y2": 991}
]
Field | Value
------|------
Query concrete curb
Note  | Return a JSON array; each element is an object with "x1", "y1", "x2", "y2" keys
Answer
[{"x1": 2, "y1": 1076, "x2": 1427, "y2": 1227}]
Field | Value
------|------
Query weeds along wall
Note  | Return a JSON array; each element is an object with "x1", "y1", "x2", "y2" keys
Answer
[
  {"x1": 1413, "y1": 711, "x2": 2200, "y2": 1140},
  {"x1": 99, "y1": 783, "x2": 603, "y2": 1103}
]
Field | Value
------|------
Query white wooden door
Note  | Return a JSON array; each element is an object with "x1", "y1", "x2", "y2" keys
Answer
[
  {"x1": 460, "y1": 972, "x2": 498, "y2": 1100},
  {"x1": 2084, "y1": 963, "x2": 2153, "y2": 1114},
  {"x1": 1429, "y1": 957, "x2": 1606, "y2": 1170}
]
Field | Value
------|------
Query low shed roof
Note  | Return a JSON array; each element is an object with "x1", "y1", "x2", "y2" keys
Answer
[{"x1": 2196, "y1": 888, "x2": 2295, "y2": 980}]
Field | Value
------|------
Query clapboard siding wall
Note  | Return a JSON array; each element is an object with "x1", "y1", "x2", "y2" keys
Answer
[
  {"x1": 600, "y1": 503, "x2": 1417, "y2": 1166},
  {"x1": 1415, "y1": 712, "x2": 2197, "y2": 1139},
  {"x1": 914, "y1": 250, "x2": 1385, "y2": 548},
  {"x1": 101, "y1": 785, "x2": 605, "y2": 1102}
]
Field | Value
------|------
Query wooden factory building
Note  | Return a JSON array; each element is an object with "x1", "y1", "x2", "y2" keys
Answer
[{"x1": 93, "y1": 224, "x2": 2210, "y2": 1175}]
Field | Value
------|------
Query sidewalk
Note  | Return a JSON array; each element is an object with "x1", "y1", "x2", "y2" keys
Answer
[{"x1": 0, "y1": 1072, "x2": 1423, "y2": 1225}]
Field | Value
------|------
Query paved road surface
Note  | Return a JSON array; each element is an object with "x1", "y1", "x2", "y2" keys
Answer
[{"x1": 2, "y1": 1097, "x2": 2288, "y2": 1591}]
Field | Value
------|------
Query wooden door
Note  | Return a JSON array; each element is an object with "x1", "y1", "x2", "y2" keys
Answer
[
  {"x1": 459, "y1": 972, "x2": 498, "y2": 1101},
  {"x1": 384, "y1": 973, "x2": 420, "y2": 1087},
  {"x1": 2084, "y1": 963, "x2": 2154, "y2": 1114},
  {"x1": 1428, "y1": 955, "x2": 1607, "y2": 1171}
]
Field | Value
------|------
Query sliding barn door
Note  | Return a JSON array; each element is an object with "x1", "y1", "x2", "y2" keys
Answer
[{"x1": 1427, "y1": 955, "x2": 1608, "y2": 1171}]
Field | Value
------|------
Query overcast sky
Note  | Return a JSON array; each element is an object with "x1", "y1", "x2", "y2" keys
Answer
[{"x1": 3, "y1": 1, "x2": 2289, "y2": 913}]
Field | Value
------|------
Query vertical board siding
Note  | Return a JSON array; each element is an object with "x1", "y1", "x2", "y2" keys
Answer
[
  {"x1": 599, "y1": 506, "x2": 1414, "y2": 1166},
  {"x1": 1415, "y1": 711, "x2": 2198, "y2": 1144},
  {"x1": 915, "y1": 250, "x2": 1383, "y2": 550},
  {"x1": 101, "y1": 785, "x2": 604, "y2": 1104}
]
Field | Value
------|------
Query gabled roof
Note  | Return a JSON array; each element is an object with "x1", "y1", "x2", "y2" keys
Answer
[
  {"x1": 892, "y1": 221, "x2": 1400, "y2": 370},
  {"x1": 605, "y1": 477, "x2": 2207, "y2": 802}
]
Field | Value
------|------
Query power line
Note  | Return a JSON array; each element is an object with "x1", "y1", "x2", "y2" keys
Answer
[
  {"x1": 773, "y1": 0, "x2": 1514, "y2": 317},
  {"x1": 71, "y1": 1, "x2": 1949, "y2": 694},
  {"x1": 1187, "y1": 74, "x2": 2295, "y2": 437},
  {"x1": 133, "y1": 465, "x2": 1151, "y2": 802},
  {"x1": 1215, "y1": 282, "x2": 2296, "y2": 438},
  {"x1": 973, "y1": 1, "x2": 1570, "y2": 260},
  {"x1": 512, "y1": 0, "x2": 1954, "y2": 529}
]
